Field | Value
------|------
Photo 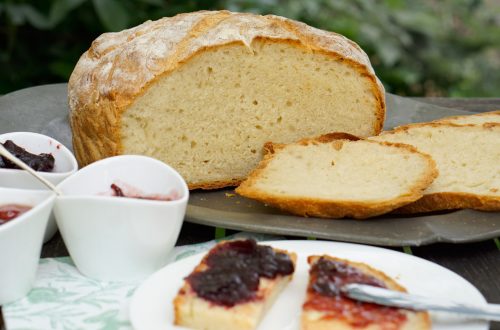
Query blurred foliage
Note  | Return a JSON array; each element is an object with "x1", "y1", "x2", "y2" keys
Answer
[{"x1": 1, "y1": 0, "x2": 499, "y2": 96}]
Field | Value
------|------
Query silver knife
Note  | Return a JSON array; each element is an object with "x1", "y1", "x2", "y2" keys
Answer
[{"x1": 342, "y1": 283, "x2": 500, "y2": 322}]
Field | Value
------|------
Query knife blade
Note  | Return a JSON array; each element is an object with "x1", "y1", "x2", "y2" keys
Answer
[{"x1": 342, "y1": 283, "x2": 500, "y2": 322}]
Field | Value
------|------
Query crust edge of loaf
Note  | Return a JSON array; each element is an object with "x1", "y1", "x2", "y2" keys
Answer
[
  {"x1": 431, "y1": 109, "x2": 500, "y2": 124},
  {"x1": 235, "y1": 133, "x2": 438, "y2": 219},
  {"x1": 382, "y1": 120, "x2": 500, "y2": 135},
  {"x1": 394, "y1": 192, "x2": 500, "y2": 214}
]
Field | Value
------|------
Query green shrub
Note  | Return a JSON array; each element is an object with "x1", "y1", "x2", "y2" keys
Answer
[{"x1": 1, "y1": 0, "x2": 499, "y2": 96}]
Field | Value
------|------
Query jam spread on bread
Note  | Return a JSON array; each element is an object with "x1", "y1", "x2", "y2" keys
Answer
[
  {"x1": 110, "y1": 183, "x2": 126, "y2": 197},
  {"x1": 0, "y1": 204, "x2": 32, "y2": 225},
  {"x1": 185, "y1": 239, "x2": 294, "y2": 307},
  {"x1": 0, "y1": 140, "x2": 55, "y2": 172},
  {"x1": 304, "y1": 257, "x2": 407, "y2": 328},
  {"x1": 110, "y1": 183, "x2": 179, "y2": 201}
]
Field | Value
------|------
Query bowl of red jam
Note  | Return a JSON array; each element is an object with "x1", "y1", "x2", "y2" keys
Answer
[
  {"x1": 0, "y1": 187, "x2": 56, "y2": 304},
  {"x1": 0, "y1": 132, "x2": 78, "y2": 242},
  {"x1": 53, "y1": 155, "x2": 189, "y2": 282},
  {"x1": 0, "y1": 204, "x2": 32, "y2": 225}
]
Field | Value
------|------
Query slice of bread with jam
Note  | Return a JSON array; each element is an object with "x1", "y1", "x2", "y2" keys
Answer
[
  {"x1": 173, "y1": 239, "x2": 296, "y2": 330},
  {"x1": 302, "y1": 255, "x2": 431, "y2": 330}
]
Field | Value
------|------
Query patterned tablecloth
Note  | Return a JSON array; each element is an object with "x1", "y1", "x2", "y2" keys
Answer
[{"x1": 4, "y1": 233, "x2": 282, "y2": 330}]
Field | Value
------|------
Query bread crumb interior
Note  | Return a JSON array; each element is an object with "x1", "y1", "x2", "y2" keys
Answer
[{"x1": 122, "y1": 40, "x2": 378, "y2": 184}]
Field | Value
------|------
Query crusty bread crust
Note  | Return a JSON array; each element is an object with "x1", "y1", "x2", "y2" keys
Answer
[
  {"x1": 173, "y1": 244, "x2": 297, "y2": 330},
  {"x1": 376, "y1": 122, "x2": 500, "y2": 214},
  {"x1": 394, "y1": 192, "x2": 500, "y2": 214},
  {"x1": 189, "y1": 178, "x2": 243, "y2": 190},
  {"x1": 432, "y1": 110, "x2": 500, "y2": 125},
  {"x1": 68, "y1": 10, "x2": 385, "y2": 186},
  {"x1": 302, "y1": 255, "x2": 431, "y2": 330},
  {"x1": 236, "y1": 133, "x2": 438, "y2": 219}
]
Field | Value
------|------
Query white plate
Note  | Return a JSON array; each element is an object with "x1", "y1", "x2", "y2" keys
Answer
[{"x1": 129, "y1": 240, "x2": 488, "y2": 330}]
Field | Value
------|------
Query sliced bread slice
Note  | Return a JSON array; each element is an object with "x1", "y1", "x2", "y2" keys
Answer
[
  {"x1": 173, "y1": 239, "x2": 296, "y2": 330},
  {"x1": 370, "y1": 123, "x2": 500, "y2": 213},
  {"x1": 235, "y1": 133, "x2": 437, "y2": 219},
  {"x1": 302, "y1": 255, "x2": 431, "y2": 330},
  {"x1": 433, "y1": 110, "x2": 500, "y2": 125}
]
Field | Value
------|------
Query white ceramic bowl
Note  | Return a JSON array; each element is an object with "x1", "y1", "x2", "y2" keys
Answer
[
  {"x1": 54, "y1": 155, "x2": 189, "y2": 282},
  {"x1": 0, "y1": 188, "x2": 56, "y2": 304},
  {"x1": 0, "y1": 132, "x2": 78, "y2": 242}
]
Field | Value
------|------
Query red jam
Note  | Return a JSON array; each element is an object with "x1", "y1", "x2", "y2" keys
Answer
[
  {"x1": 0, "y1": 204, "x2": 32, "y2": 225},
  {"x1": 186, "y1": 239, "x2": 294, "y2": 307},
  {"x1": 110, "y1": 184, "x2": 126, "y2": 197},
  {"x1": 110, "y1": 183, "x2": 179, "y2": 201},
  {"x1": 304, "y1": 257, "x2": 407, "y2": 328},
  {"x1": 0, "y1": 140, "x2": 55, "y2": 172}
]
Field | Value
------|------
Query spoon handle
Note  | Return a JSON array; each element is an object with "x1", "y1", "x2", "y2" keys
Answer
[{"x1": 0, "y1": 144, "x2": 62, "y2": 195}]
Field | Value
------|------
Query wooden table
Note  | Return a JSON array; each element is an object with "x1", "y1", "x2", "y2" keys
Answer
[{"x1": 10, "y1": 95, "x2": 500, "y2": 329}]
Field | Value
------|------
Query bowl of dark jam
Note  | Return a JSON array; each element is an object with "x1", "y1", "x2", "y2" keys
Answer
[
  {"x1": 0, "y1": 187, "x2": 56, "y2": 304},
  {"x1": 53, "y1": 155, "x2": 189, "y2": 282},
  {"x1": 0, "y1": 132, "x2": 78, "y2": 242}
]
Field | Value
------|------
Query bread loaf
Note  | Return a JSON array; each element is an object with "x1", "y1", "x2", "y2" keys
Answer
[
  {"x1": 302, "y1": 255, "x2": 431, "y2": 330},
  {"x1": 173, "y1": 239, "x2": 296, "y2": 330},
  {"x1": 68, "y1": 10, "x2": 385, "y2": 189},
  {"x1": 370, "y1": 123, "x2": 500, "y2": 213},
  {"x1": 235, "y1": 133, "x2": 437, "y2": 219}
]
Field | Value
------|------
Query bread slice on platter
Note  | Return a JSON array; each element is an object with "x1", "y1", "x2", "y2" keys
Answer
[
  {"x1": 173, "y1": 239, "x2": 296, "y2": 330},
  {"x1": 68, "y1": 10, "x2": 386, "y2": 190},
  {"x1": 236, "y1": 133, "x2": 437, "y2": 219},
  {"x1": 302, "y1": 255, "x2": 431, "y2": 330},
  {"x1": 370, "y1": 123, "x2": 500, "y2": 213},
  {"x1": 433, "y1": 110, "x2": 500, "y2": 125}
]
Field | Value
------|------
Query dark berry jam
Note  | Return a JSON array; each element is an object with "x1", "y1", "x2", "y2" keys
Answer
[
  {"x1": 0, "y1": 204, "x2": 32, "y2": 225},
  {"x1": 109, "y1": 183, "x2": 179, "y2": 201},
  {"x1": 0, "y1": 140, "x2": 55, "y2": 172},
  {"x1": 310, "y1": 256, "x2": 385, "y2": 296},
  {"x1": 110, "y1": 184, "x2": 125, "y2": 197},
  {"x1": 186, "y1": 239, "x2": 294, "y2": 307},
  {"x1": 304, "y1": 257, "x2": 407, "y2": 328}
]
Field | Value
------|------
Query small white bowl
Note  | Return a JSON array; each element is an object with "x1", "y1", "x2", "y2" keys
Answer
[
  {"x1": 54, "y1": 155, "x2": 189, "y2": 282},
  {"x1": 0, "y1": 188, "x2": 56, "y2": 304},
  {"x1": 0, "y1": 132, "x2": 78, "y2": 242}
]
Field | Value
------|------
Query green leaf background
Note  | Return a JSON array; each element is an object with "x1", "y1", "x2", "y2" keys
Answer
[{"x1": 0, "y1": 0, "x2": 499, "y2": 96}]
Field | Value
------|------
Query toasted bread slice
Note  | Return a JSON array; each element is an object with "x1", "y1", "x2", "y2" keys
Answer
[
  {"x1": 371, "y1": 123, "x2": 500, "y2": 213},
  {"x1": 433, "y1": 110, "x2": 500, "y2": 125},
  {"x1": 302, "y1": 255, "x2": 431, "y2": 330},
  {"x1": 173, "y1": 239, "x2": 296, "y2": 330},
  {"x1": 236, "y1": 133, "x2": 437, "y2": 219}
]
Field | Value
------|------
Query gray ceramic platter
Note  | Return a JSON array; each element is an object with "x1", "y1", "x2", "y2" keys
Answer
[{"x1": 1, "y1": 84, "x2": 499, "y2": 246}]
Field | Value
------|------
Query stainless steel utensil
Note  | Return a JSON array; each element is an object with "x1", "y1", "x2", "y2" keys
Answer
[{"x1": 342, "y1": 283, "x2": 500, "y2": 322}]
